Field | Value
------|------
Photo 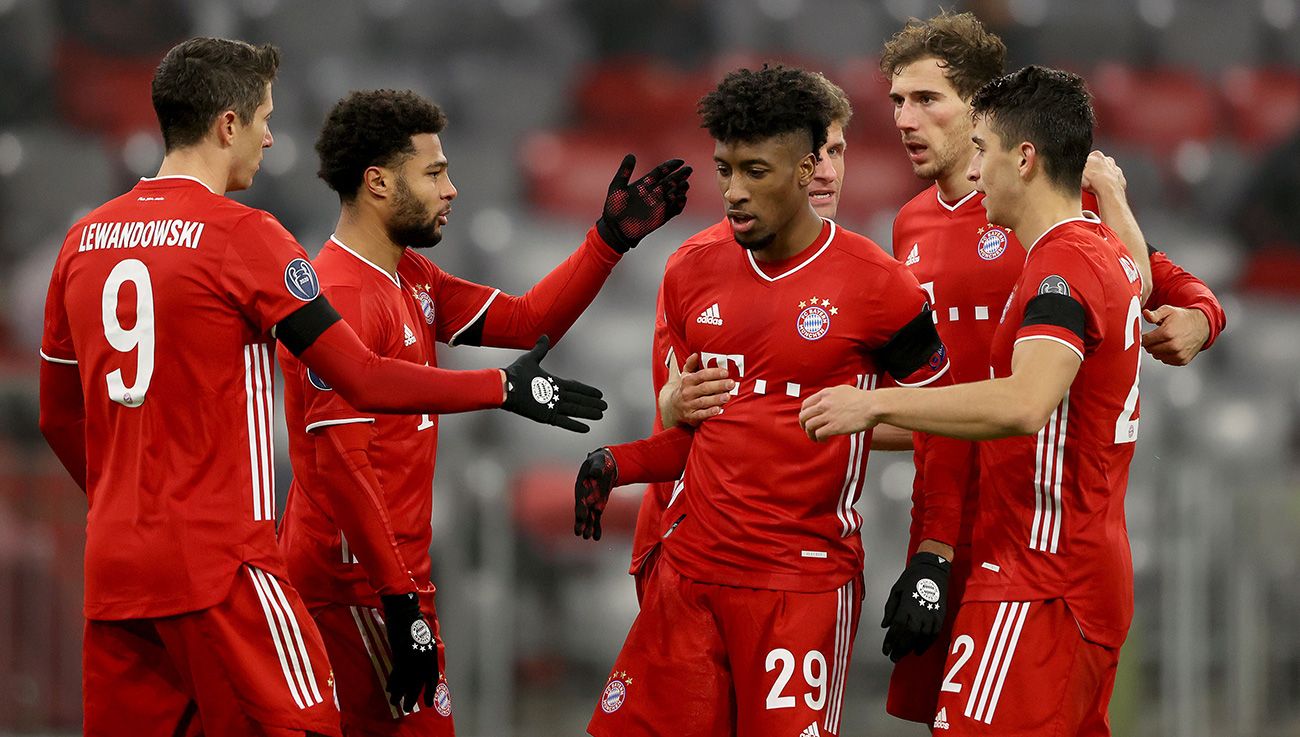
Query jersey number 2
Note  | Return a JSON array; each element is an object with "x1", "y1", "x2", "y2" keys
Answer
[
  {"x1": 101, "y1": 259, "x2": 155, "y2": 407},
  {"x1": 1114, "y1": 295, "x2": 1141, "y2": 443}
]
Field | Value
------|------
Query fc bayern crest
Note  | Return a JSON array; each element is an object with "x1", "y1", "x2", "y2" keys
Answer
[
  {"x1": 601, "y1": 679, "x2": 627, "y2": 713},
  {"x1": 418, "y1": 291, "x2": 435, "y2": 325},
  {"x1": 434, "y1": 682, "x2": 452, "y2": 717},
  {"x1": 977, "y1": 226, "x2": 1008, "y2": 260},
  {"x1": 797, "y1": 306, "x2": 830, "y2": 340}
]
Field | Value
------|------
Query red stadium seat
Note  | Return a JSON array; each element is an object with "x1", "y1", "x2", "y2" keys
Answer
[
  {"x1": 1220, "y1": 67, "x2": 1300, "y2": 149},
  {"x1": 519, "y1": 129, "x2": 639, "y2": 220},
  {"x1": 511, "y1": 464, "x2": 641, "y2": 557},
  {"x1": 1090, "y1": 63, "x2": 1220, "y2": 154},
  {"x1": 835, "y1": 143, "x2": 923, "y2": 223},
  {"x1": 573, "y1": 58, "x2": 704, "y2": 137},
  {"x1": 831, "y1": 55, "x2": 901, "y2": 150}
]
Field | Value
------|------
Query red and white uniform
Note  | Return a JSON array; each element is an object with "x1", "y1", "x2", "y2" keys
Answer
[
  {"x1": 933, "y1": 216, "x2": 1144, "y2": 735},
  {"x1": 886, "y1": 185, "x2": 1226, "y2": 723},
  {"x1": 279, "y1": 228, "x2": 622, "y2": 735},
  {"x1": 590, "y1": 219, "x2": 950, "y2": 737},
  {"x1": 41, "y1": 175, "x2": 339, "y2": 735}
]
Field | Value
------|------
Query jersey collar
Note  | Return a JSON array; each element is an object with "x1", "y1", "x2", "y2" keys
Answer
[
  {"x1": 1025, "y1": 216, "x2": 1096, "y2": 255},
  {"x1": 746, "y1": 218, "x2": 837, "y2": 283},
  {"x1": 138, "y1": 174, "x2": 217, "y2": 194},
  {"x1": 935, "y1": 187, "x2": 979, "y2": 213},
  {"x1": 328, "y1": 235, "x2": 401, "y2": 288}
]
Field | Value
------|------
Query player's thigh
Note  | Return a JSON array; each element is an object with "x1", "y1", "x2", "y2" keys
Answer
[
  {"x1": 587, "y1": 562, "x2": 732, "y2": 737},
  {"x1": 933, "y1": 599, "x2": 1116, "y2": 736},
  {"x1": 83, "y1": 618, "x2": 199, "y2": 737},
  {"x1": 159, "y1": 565, "x2": 342, "y2": 737},
  {"x1": 722, "y1": 578, "x2": 862, "y2": 737},
  {"x1": 887, "y1": 551, "x2": 973, "y2": 724},
  {"x1": 313, "y1": 602, "x2": 455, "y2": 737}
]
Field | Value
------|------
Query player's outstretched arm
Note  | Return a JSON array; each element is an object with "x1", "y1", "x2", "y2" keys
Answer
[
  {"x1": 455, "y1": 155, "x2": 692, "y2": 349},
  {"x1": 1083, "y1": 150, "x2": 1152, "y2": 303},
  {"x1": 38, "y1": 360, "x2": 88, "y2": 491},
  {"x1": 573, "y1": 427, "x2": 694, "y2": 540},
  {"x1": 1141, "y1": 246, "x2": 1226, "y2": 366},
  {"x1": 279, "y1": 300, "x2": 606, "y2": 430}
]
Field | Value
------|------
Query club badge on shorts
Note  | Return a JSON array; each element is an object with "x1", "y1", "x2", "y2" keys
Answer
[
  {"x1": 434, "y1": 680, "x2": 453, "y2": 717},
  {"x1": 600, "y1": 671, "x2": 632, "y2": 713},
  {"x1": 796, "y1": 295, "x2": 840, "y2": 341}
]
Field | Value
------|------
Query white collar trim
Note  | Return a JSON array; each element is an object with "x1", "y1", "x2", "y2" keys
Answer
[
  {"x1": 140, "y1": 174, "x2": 217, "y2": 194},
  {"x1": 746, "y1": 219, "x2": 837, "y2": 282},
  {"x1": 1026, "y1": 216, "x2": 1094, "y2": 255},
  {"x1": 329, "y1": 235, "x2": 401, "y2": 288},
  {"x1": 936, "y1": 187, "x2": 979, "y2": 212}
]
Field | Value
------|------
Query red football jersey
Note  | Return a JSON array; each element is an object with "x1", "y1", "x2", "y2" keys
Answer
[
  {"x1": 40, "y1": 176, "x2": 323, "y2": 619},
  {"x1": 279, "y1": 238, "x2": 497, "y2": 609},
  {"x1": 966, "y1": 217, "x2": 1143, "y2": 649},
  {"x1": 657, "y1": 219, "x2": 949, "y2": 593}
]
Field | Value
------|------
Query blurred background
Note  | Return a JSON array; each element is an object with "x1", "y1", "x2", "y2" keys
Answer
[{"x1": 1, "y1": 0, "x2": 1299, "y2": 734}]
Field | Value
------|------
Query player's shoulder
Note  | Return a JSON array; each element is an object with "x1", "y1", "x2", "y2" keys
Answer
[
  {"x1": 896, "y1": 183, "x2": 941, "y2": 220},
  {"x1": 397, "y1": 247, "x2": 444, "y2": 282},
  {"x1": 664, "y1": 219, "x2": 734, "y2": 272},
  {"x1": 826, "y1": 221, "x2": 904, "y2": 274}
]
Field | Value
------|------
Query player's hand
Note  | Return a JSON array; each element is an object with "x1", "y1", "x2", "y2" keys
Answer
[
  {"x1": 799, "y1": 385, "x2": 879, "y2": 441},
  {"x1": 880, "y1": 552, "x2": 951, "y2": 663},
  {"x1": 662, "y1": 353, "x2": 734, "y2": 427},
  {"x1": 380, "y1": 592, "x2": 439, "y2": 713},
  {"x1": 502, "y1": 336, "x2": 607, "y2": 432},
  {"x1": 596, "y1": 154, "x2": 692, "y2": 253},
  {"x1": 1081, "y1": 150, "x2": 1126, "y2": 197},
  {"x1": 574, "y1": 448, "x2": 617, "y2": 540},
  {"x1": 1142, "y1": 305, "x2": 1210, "y2": 366}
]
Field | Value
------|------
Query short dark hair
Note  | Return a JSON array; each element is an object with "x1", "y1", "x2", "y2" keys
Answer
[
  {"x1": 811, "y1": 71, "x2": 853, "y2": 129},
  {"x1": 315, "y1": 89, "x2": 448, "y2": 202},
  {"x1": 971, "y1": 65, "x2": 1095, "y2": 192},
  {"x1": 698, "y1": 65, "x2": 832, "y2": 161},
  {"x1": 151, "y1": 37, "x2": 280, "y2": 152},
  {"x1": 880, "y1": 11, "x2": 1006, "y2": 101}
]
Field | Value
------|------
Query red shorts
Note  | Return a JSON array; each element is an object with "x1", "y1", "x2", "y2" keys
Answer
[
  {"x1": 588, "y1": 560, "x2": 861, "y2": 737},
  {"x1": 83, "y1": 565, "x2": 340, "y2": 737},
  {"x1": 931, "y1": 599, "x2": 1119, "y2": 736},
  {"x1": 885, "y1": 547, "x2": 973, "y2": 723},
  {"x1": 311, "y1": 600, "x2": 454, "y2": 737}
]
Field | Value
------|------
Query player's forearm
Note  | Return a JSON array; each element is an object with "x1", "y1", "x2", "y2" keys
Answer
[
  {"x1": 479, "y1": 226, "x2": 621, "y2": 349},
  {"x1": 870, "y1": 423, "x2": 915, "y2": 450},
  {"x1": 1147, "y1": 249, "x2": 1226, "y2": 349},
  {"x1": 607, "y1": 426, "x2": 693, "y2": 484},
  {"x1": 38, "y1": 361, "x2": 87, "y2": 491},
  {"x1": 300, "y1": 320, "x2": 505, "y2": 414},
  {"x1": 317, "y1": 423, "x2": 418, "y2": 596},
  {"x1": 873, "y1": 379, "x2": 1052, "y2": 440},
  {"x1": 915, "y1": 433, "x2": 975, "y2": 546},
  {"x1": 1092, "y1": 183, "x2": 1152, "y2": 303}
]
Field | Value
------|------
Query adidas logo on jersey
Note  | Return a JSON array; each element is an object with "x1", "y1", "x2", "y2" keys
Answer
[
  {"x1": 403, "y1": 324, "x2": 417, "y2": 347},
  {"x1": 905, "y1": 243, "x2": 920, "y2": 266},
  {"x1": 799, "y1": 722, "x2": 822, "y2": 737},
  {"x1": 697, "y1": 303, "x2": 724, "y2": 326},
  {"x1": 933, "y1": 707, "x2": 950, "y2": 730}
]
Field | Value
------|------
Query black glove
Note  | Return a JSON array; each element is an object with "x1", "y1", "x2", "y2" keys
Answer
[
  {"x1": 881, "y1": 552, "x2": 951, "y2": 663},
  {"x1": 595, "y1": 154, "x2": 692, "y2": 253},
  {"x1": 574, "y1": 448, "x2": 617, "y2": 540},
  {"x1": 380, "y1": 592, "x2": 438, "y2": 713},
  {"x1": 502, "y1": 336, "x2": 607, "y2": 433}
]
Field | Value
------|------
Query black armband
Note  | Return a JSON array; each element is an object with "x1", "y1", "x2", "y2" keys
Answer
[
  {"x1": 275, "y1": 296, "x2": 341, "y2": 355},
  {"x1": 1146, "y1": 242, "x2": 1161, "y2": 256},
  {"x1": 1022, "y1": 293, "x2": 1086, "y2": 343},
  {"x1": 449, "y1": 312, "x2": 487, "y2": 347},
  {"x1": 879, "y1": 307, "x2": 945, "y2": 380}
]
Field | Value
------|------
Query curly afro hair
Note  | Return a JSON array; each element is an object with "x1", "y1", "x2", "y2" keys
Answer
[
  {"x1": 879, "y1": 11, "x2": 1006, "y2": 101},
  {"x1": 316, "y1": 89, "x2": 447, "y2": 201},
  {"x1": 698, "y1": 65, "x2": 833, "y2": 160}
]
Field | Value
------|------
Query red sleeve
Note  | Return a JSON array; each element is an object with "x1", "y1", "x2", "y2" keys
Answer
[
  {"x1": 1015, "y1": 245, "x2": 1107, "y2": 359},
  {"x1": 39, "y1": 359, "x2": 87, "y2": 492},
  {"x1": 650, "y1": 280, "x2": 673, "y2": 432},
  {"x1": 607, "y1": 426, "x2": 694, "y2": 484},
  {"x1": 1146, "y1": 248, "x2": 1226, "y2": 350},
  {"x1": 911, "y1": 431, "x2": 975, "y2": 548},
  {"x1": 438, "y1": 227, "x2": 621, "y2": 348},
  {"x1": 314, "y1": 421, "x2": 417, "y2": 596},
  {"x1": 301, "y1": 285, "x2": 388, "y2": 429},
  {"x1": 219, "y1": 211, "x2": 322, "y2": 334},
  {"x1": 40, "y1": 251, "x2": 77, "y2": 364},
  {"x1": 297, "y1": 319, "x2": 503, "y2": 414}
]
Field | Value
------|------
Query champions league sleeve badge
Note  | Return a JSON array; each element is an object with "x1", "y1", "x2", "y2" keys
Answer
[
  {"x1": 796, "y1": 295, "x2": 840, "y2": 341},
  {"x1": 284, "y1": 258, "x2": 321, "y2": 301}
]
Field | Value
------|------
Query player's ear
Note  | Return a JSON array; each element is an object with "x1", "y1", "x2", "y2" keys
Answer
[
  {"x1": 362, "y1": 166, "x2": 390, "y2": 200},
  {"x1": 214, "y1": 110, "x2": 239, "y2": 147},
  {"x1": 1018, "y1": 141, "x2": 1036, "y2": 181},
  {"x1": 797, "y1": 151, "x2": 817, "y2": 188}
]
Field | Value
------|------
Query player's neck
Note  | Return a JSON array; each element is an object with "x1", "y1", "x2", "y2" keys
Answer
[
  {"x1": 155, "y1": 149, "x2": 229, "y2": 196},
  {"x1": 1009, "y1": 188, "x2": 1084, "y2": 253},
  {"x1": 752, "y1": 207, "x2": 824, "y2": 263},
  {"x1": 333, "y1": 209, "x2": 404, "y2": 277},
  {"x1": 935, "y1": 169, "x2": 975, "y2": 204}
]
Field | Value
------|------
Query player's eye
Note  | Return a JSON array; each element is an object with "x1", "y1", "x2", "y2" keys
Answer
[{"x1": 715, "y1": 165, "x2": 730, "y2": 176}]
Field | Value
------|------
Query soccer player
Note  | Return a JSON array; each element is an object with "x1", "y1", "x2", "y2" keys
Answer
[
  {"x1": 875, "y1": 11, "x2": 1226, "y2": 728},
  {"x1": 626, "y1": 72, "x2": 853, "y2": 601},
  {"x1": 800, "y1": 64, "x2": 1147, "y2": 736},
  {"x1": 574, "y1": 65, "x2": 953, "y2": 737},
  {"x1": 276, "y1": 89, "x2": 689, "y2": 734},
  {"x1": 36, "y1": 38, "x2": 607, "y2": 736}
]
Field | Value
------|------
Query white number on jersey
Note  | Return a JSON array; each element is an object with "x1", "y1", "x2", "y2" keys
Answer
[
  {"x1": 102, "y1": 259, "x2": 155, "y2": 407},
  {"x1": 1113, "y1": 295, "x2": 1141, "y2": 444},
  {"x1": 764, "y1": 648, "x2": 828, "y2": 710}
]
